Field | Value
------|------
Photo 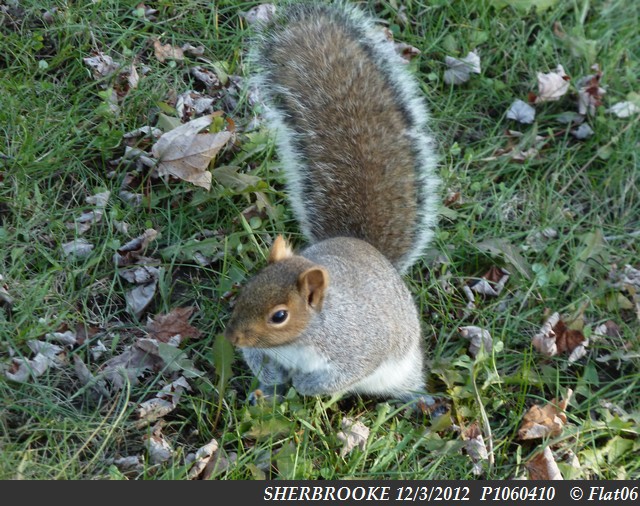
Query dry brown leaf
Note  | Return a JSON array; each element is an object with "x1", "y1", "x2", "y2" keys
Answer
[
  {"x1": 525, "y1": 447, "x2": 563, "y2": 480},
  {"x1": 534, "y1": 65, "x2": 570, "y2": 103},
  {"x1": 137, "y1": 376, "x2": 191, "y2": 424},
  {"x1": 73, "y1": 355, "x2": 110, "y2": 397},
  {"x1": 459, "y1": 326, "x2": 493, "y2": 356},
  {"x1": 518, "y1": 389, "x2": 573, "y2": 440},
  {"x1": 462, "y1": 422, "x2": 489, "y2": 476},
  {"x1": 6, "y1": 353, "x2": 52, "y2": 383},
  {"x1": 153, "y1": 39, "x2": 184, "y2": 62},
  {"x1": 99, "y1": 337, "x2": 167, "y2": 390},
  {"x1": 62, "y1": 239, "x2": 94, "y2": 258},
  {"x1": 577, "y1": 65, "x2": 605, "y2": 115},
  {"x1": 190, "y1": 66, "x2": 220, "y2": 90},
  {"x1": 151, "y1": 114, "x2": 232, "y2": 190},
  {"x1": 147, "y1": 306, "x2": 202, "y2": 342},
  {"x1": 186, "y1": 439, "x2": 219, "y2": 480},
  {"x1": 113, "y1": 229, "x2": 159, "y2": 267},
  {"x1": 469, "y1": 266, "x2": 510, "y2": 297},
  {"x1": 532, "y1": 312, "x2": 587, "y2": 361},
  {"x1": 83, "y1": 52, "x2": 120, "y2": 79},
  {"x1": 336, "y1": 418, "x2": 369, "y2": 457},
  {"x1": 394, "y1": 42, "x2": 421, "y2": 62},
  {"x1": 143, "y1": 423, "x2": 174, "y2": 465}
]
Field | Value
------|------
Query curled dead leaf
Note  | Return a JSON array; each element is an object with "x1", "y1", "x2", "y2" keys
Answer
[
  {"x1": 147, "y1": 306, "x2": 201, "y2": 342},
  {"x1": 534, "y1": 65, "x2": 570, "y2": 103},
  {"x1": 525, "y1": 447, "x2": 563, "y2": 480},
  {"x1": 517, "y1": 389, "x2": 573, "y2": 440},
  {"x1": 532, "y1": 312, "x2": 587, "y2": 362},
  {"x1": 459, "y1": 326, "x2": 493, "y2": 357},
  {"x1": 336, "y1": 418, "x2": 369, "y2": 457}
]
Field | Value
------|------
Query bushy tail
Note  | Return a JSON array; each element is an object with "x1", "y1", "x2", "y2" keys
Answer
[{"x1": 251, "y1": 2, "x2": 439, "y2": 273}]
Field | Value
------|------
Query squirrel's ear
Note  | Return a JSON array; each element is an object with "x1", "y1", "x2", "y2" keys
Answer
[
  {"x1": 298, "y1": 267, "x2": 329, "y2": 311},
  {"x1": 269, "y1": 235, "x2": 293, "y2": 264}
]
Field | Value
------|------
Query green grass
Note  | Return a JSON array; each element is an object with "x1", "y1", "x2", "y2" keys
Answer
[{"x1": 1, "y1": 0, "x2": 639, "y2": 480}]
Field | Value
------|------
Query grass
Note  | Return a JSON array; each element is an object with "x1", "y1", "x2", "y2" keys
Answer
[{"x1": 1, "y1": 0, "x2": 639, "y2": 480}]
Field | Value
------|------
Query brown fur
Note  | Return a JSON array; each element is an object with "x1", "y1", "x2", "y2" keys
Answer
[{"x1": 263, "y1": 11, "x2": 420, "y2": 265}]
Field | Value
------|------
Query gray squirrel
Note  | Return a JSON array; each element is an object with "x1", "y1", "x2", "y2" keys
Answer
[{"x1": 224, "y1": 2, "x2": 440, "y2": 404}]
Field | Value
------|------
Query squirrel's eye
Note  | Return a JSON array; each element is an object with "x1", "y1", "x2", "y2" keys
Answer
[{"x1": 270, "y1": 309, "x2": 289, "y2": 325}]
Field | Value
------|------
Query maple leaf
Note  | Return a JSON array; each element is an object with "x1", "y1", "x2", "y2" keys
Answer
[{"x1": 151, "y1": 114, "x2": 232, "y2": 190}]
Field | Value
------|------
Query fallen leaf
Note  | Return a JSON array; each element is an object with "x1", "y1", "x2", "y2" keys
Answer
[
  {"x1": 459, "y1": 326, "x2": 493, "y2": 357},
  {"x1": 475, "y1": 238, "x2": 533, "y2": 280},
  {"x1": 577, "y1": 66, "x2": 605, "y2": 116},
  {"x1": 83, "y1": 52, "x2": 120, "y2": 79},
  {"x1": 73, "y1": 355, "x2": 110, "y2": 397},
  {"x1": 526, "y1": 447, "x2": 563, "y2": 480},
  {"x1": 176, "y1": 91, "x2": 216, "y2": 121},
  {"x1": 469, "y1": 266, "x2": 510, "y2": 297},
  {"x1": 336, "y1": 417, "x2": 369, "y2": 457},
  {"x1": 606, "y1": 101, "x2": 640, "y2": 118},
  {"x1": 109, "y1": 455, "x2": 143, "y2": 477},
  {"x1": 532, "y1": 312, "x2": 587, "y2": 361},
  {"x1": 137, "y1": 376, "x2": 191, "y2": 424},
  {"x1": 462, "y1": 422, "x2": 489, "y2": 476},
  {"x1": 507, "y1": 99, "x2": 536, "y2": 124},
  {"x1": 571, "y1": 123, "x2": 594, "y2": 139},
  {"x1": 186, "y1": 439, "x2": 219, "y2": 480},
  {"x1": 394, "y1": 41, "x2": 421, "y2": 62},
  {"x1": 182, "y1": 43, "x2": 205, "y2": 57},
  {"x1": 444, "y1": 51, "x2": 481, "y2": 85},
  {"x1": 190, "y1": 66, "x2": 220, "y2": 90},
  {"x1": 153, "y1": 39, "x2": 184, "y2": 63},
  {"x1": 125, "y1": 280, "x2": 158, "y2": 317},
  {"x1": 143, "y1": 423, "x2": 174, "y2": 465},
  {"x1": 517, "y1": 389, "x2": 572, "y2": 440},
  {"x1": 534, "y1": 65, "x2": 570, "y2": 103},
  {"x1": 444, "y1": 53, "x2": 478, "y2": 82},
  {"x1": 151, "y1": 114, "x2": 232, "y2": 190},
  {"x1": 99, "y1": 338, "x2": 169, "y2": 390},
  {"x1": 147, "y1": 307, "x2": 201, "y2": 343},
  {"x1": 6, "y1": 353, "x2": 52, "y2": 383},
  {"x1": 45, "y1": 330, "x2": 78, "y2": 346},
  {"x1": 113, "y1": 229, "x2": 159, "y2": 266},
  {"x1": 62, "y1": 239, "x2": 94, "y2": 258}
]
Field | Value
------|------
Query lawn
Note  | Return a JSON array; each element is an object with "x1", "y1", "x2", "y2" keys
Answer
[{"x1": 0, "y1": 0, "x2": 638, "y2": 479}]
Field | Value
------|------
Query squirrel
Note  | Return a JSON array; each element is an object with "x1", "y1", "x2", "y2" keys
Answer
[{"x1": 224, "y1": 2, "x2": 440, "y2": 404}]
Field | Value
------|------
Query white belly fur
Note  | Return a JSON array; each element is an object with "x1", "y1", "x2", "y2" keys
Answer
[{"x1": 351, "y1": 353, "x2": 420, "y2": 395}]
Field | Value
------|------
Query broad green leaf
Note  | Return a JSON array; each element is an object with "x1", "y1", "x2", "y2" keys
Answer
[{"x1": 212, "y1": 333, "x2": 235, "y2": 392}]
